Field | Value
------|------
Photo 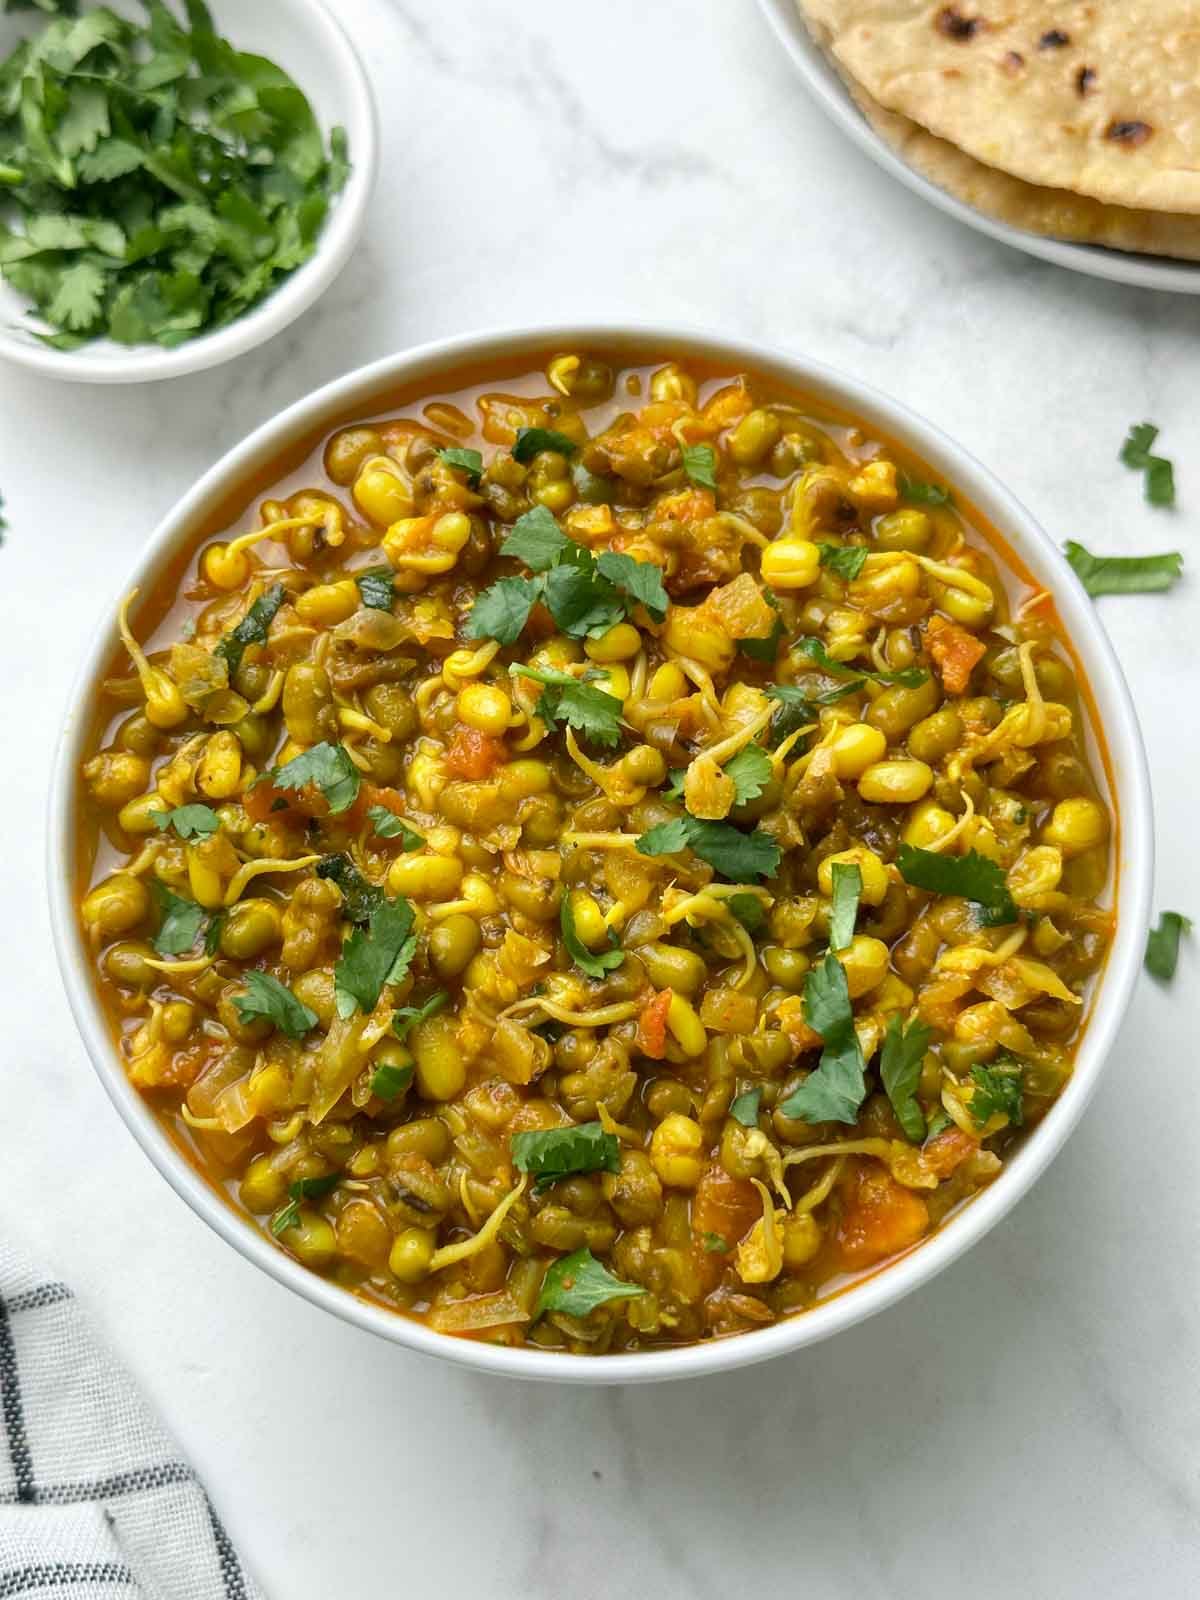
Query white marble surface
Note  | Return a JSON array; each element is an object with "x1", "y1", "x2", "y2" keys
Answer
[{"x1": 2, "y1": 0, "x2": 1199, "y2": 1593}]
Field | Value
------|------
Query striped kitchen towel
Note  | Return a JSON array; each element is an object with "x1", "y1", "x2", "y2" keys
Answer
[{"x1": 0, "y1": 1239, "x2": 261, "y2": 1599}]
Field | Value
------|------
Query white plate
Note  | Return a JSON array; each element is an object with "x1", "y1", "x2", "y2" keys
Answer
[
  {"x1": 757, "y1": 0, "x2": 1200, "y2": 294},
  {"x1": 0, "y1": 0, "x2": 378, "y2": 382}
]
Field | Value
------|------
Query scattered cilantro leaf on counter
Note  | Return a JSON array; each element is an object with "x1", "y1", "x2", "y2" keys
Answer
[
  {"x1": 367, "y1": 806, "x2": 423, "y2": 848},
  {"x1": 233, "y1": 971, "x2": 317, "y2": 1040},
  {"x1": 153, "y1": 803, "x2": 218, "y2": 840},
  {"x1": 370, "y1": 1060, "x2": 414, "y2": 1102},
  {"x1": 723, "y1": 744, "x2": 773, "y2": 807},
  {"x1": 268, "y1": 741, "x2": 360, "y2": 815},
  {"x1": 897, "y1": 844, "x2": 1017, "y2": 926},
  {"x1": 969, "y1": 1059, "x2": 1024, "y2": 1128},
  {"x1": 512, "y1": 1123, "x2": 619, "y2": 1194},
  {"x1": 535, "y1": 1247, "x2": 645, "y2": 1319},
  {"x1": 681, "y1": 442, "x2": 718, "y2": 491},
  {"x1": 391, "y1": 991, "x2": 449, "y2": 1041},
  {"x1": 0, "y1": 1, "x2": 349, "y2": 350},
  {"x1": 779, "y1": 951, "x2": 865, "y2": 1124},
  {"x1": 561, "y1": 894, "x2": 623, "y2": 979},
  {"x1": 213, "y1": 583, "x2": 287, "y2": 678},
  {"x1": 729, "y1": 1088, "x2": 762, "y2": 1127},
  {"x1": 1145, "y1": 910, "x2": 1191, "y2": 982},
  {"x1": 828, "y1": 862, "x2": 861, "y2": 953},
  {"x1": 1120, "y1": 422, "x2": 1175, "y2": 507},
  {"x1": 316, "y1": 854, "x2": 383, "y2": 926},
  {"x1": 898, "y1": 473, "x2": 951, "y2": 507},
  {"x1": 513, "y1": 427, "x2": 578, "y2": 463},
  {"x1": 636, "y1": 815, "x2": 781, "y2": 882},
  {"x1": 437, "y1": 447, "x2": 483, "y2": 487},
  {"x1": 149, "y1": 881, "x2": 206, "y2": 957},
  {"x1": 1064, "y1": 540, "x2": 1183, "y2": 597},
  {"x1": 793, "y1": 635, "x2": 928, "y2": 689},
  {"x1": 510, "y1": 663, "x2": 624, "y2": 748},
  {"x1": 355, "y1": 566, "x2": 394, "y2": 611},
  {"x1": 334, "y1": 896, "x2": 417, "y2": 1018},
  {"x1": 880, "y1": 1014, "x2": 933, "y2": 1144},
  {"x1": 817, "y1": 543, "x2": 869, "y2": 580}
]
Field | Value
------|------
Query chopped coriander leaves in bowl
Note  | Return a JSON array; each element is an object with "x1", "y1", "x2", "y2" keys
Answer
[{"x1": 0, "y1": 0, "x2": 376, "y2": 382}]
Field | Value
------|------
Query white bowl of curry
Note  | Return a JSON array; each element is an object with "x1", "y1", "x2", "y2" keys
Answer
[{"x1": 48, "y1": 326, "x2": 1152, "y2": 1382}]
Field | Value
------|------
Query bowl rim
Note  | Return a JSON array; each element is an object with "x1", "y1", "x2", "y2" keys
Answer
[
  {"x1": 754, "y1": 0, "x2": 1200, "y2": 296},
  {"x1": 0, "y1": 0, "x2": 379, "y2": 384},
  {"x1": 47, "y1": 321, "x2": 1155, "y2": 1384}
]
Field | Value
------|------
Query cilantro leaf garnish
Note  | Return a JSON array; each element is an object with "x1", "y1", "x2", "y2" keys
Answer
[
  {"x1": 152, "y1": 803, "x2": 218, "y2": 840},
  {"x1": 729, "y1": 1087, "x2": 762, "y2": 1127},
  {"x1": 269, "y1": 741, "x2": 360, "y2": 815},
  {"x1": 149, "y1": 881, "x2": 206, "y2": 957},
  {"x1": 0, "y1": 4, "x2": 349, "y2": 350},
  {"x1": 595, "y1": 550, "x2": 669, "y2": 621},
  {"x1": 681, "y1": 442, "x2": 717, "y2": 490},
  {"x1": 1145, "y1": 910, "x2": 1191, "y2": 982},
  {"x1": 828, "y1": 861, "x2": 861, "y2": 952},
  {"x1": 465, "y1": 576, "x2": 544, "y2": 645},
  {"x1": 793, "y1": 635, "x2": 928, "y2": 689},
  {"x1": 499, "y1": 505, "x2": 572, "y2": 571},
  {"x1": 899, "y1": 472, "x2": 951, "y2": 507},
  {"x1": 765, "y1": 679, "x2": 860, "y2": 741},
  {"x1": 561, "y1": 894, "x2": 623, "y2": 979},
  {"x1": 723, "y1": 744, "x2": 773, "y2": 807},
  {"x1": 334, "y1": 896, "x2": 417, "y2": 1018},
  {"x1": 213, "y1": 583, "x2": 286, "y2": 678},
  {"x1": 924, "y1": 1110, "x2": 952, "y2": 1142},
  {"x1": 510, "y1": 663, "x2": 624, "y2": 748},
  {"x1": 778, "y1": 951, "x2": 865, "y2": 1124},
  {"x1": 739, "y1": 589, "x2": 785, "y2": 663},
  {"x1": 969, "y1": 1059, "x2": 1024, "y2": 1128},
  {"x1": 896, "y1": 844, "x2": 1017, "y2": 926},
  {"x1": 438, "y1": 447, "x2": 483, "y2": 487},
  {"x1": 271, "y1": 1173, "x2": 340, "y2": 1236},
  {"x1": 727, "y1": 893, "x2": 766, "y2": 933},
  {"x1": 636, "y1": 815, "x2": 781, "y2": 882},
  {"x1": 879, "y1": 1014, "x2": 933, "y2": 1143},
  {"x1": 370, "y1": 1060, "x2": 414, "y2": 1102},
  {"x1": 1120, "y1": 422, "x2": 1175, "y2": 507},
  {"x1": 512, "y1": 1122, "x2": 619, "y2": 1194},
  {"x1": 703, "y1": 1232, "x2": 730, "y2": 1253},
  {"x1": 513, "y1": 427, "x2": 578, "y2": 463},
  {"x1": 1063, "y1": 541, "x2": 1183, "y2": 598},
  {"x1": 543, "y1": 558, "x2": 626, "y2": 638},
  {"x1": 355, "y1": 566, "x2": 394, "y2": 612},
  {"x1": 367, "y1": 806, "x2": 423, "y2": 848},
  {"x1": 817, "y1": 543, "x2": 868, "y2": 580},
  {"x1": 391, "y1": 991, "x2": 449, "y2": 1041},
  {"x1": 233, "y1": 971, "x2": 317, "y2": 1040},
  {"x1": 315, "y1": 853, "x2": 383, "y2": 926},
  {"x1": 535, "y1": 1247, "x2": 645, "y2": 1319}
]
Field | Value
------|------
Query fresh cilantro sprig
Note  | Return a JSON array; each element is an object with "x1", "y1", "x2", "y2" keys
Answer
[
  {"x1": 149, "y1": 881, "x2": 208, "y2": 958},
  {"x1": 214, "y1": 583, "x2": 287, "y2": 678},
  {"x1": 899, "y1": 472, "x2": 951, "y2": 507},
  {"x1": 792, "y1": 635, "x2": 928, "y2": 690},
  {"x1": 153, "y1": 803, "x2": 218, "y2": 840},
  {"x1": 233, "y1": 971, "x2": 317, "y2": 1040},
  {"x1": 765, "y1": 679, "x2": 861, "y2": 741},
  {"x1": 510, "y1": 663, "x2": 624, "y2": 748},
  {"x1": 729, "y1": 1087, "x2": 762, "y2": 1127},
  {"x1": 560, "y1": 895, "x2": 623, "y2": 978},
  {"x1": 738, "y1": 589, "x2": 785, "y2": 663},
  {"x1": 511, "y1": 1123, "x2": 619, "y2": 1194},
  {"x1": 779, "y1": 951, "x2": 865, "y2": 1124},
  {"x1": 392, "y1": 991, "x2": 448, "y2": 1040},
  {"x1": 438, "y1": 447, "x2": 483, "y2": 488},
  {"x1": 897, "y1": 844, "x2": 1017, "y2": 927},
  {"x1": 355, "y1": 567, "x2": 394, "y2": 612},
  {"x1": 879, "y1": 1014, "x2": 933, "y2": 1143},
  {"x1": 722, "y1": 744, "x2": 773, "y2": 807},
  {"x1": 681, "y1": 443, "x2": 718, "y2": 490},
  {"x1": 535, "y1": 1247, "x2": 645, "y2": 1319},
  {"x1": 334, "y1": 897, "x2": 417, "y2": 1018},
  {"x1": 1145, "y1": 910, "x2": 1191, "y2": 982},
  {"x1": 315, "y1": 854, "x2": 383, "y2": 926},
  {"x1": 267, "y1": 741, "x2": 360, "y2": 815},
  {"x1": 969, "y1": 1059, "x2": 1024, "y2": 1128},
  {"x1": 636, "y1": 815, "x2": 781, "y2": 883},
  {"x1": 817, "y1": 543, "x2": 868, "y2": 580},
  {"x1": 0, "y1": 2, "x2": 349, "y2": 351},
  {"x1": 370, "y1": 1060, "x2": 414, "y2": 1102},
  {"x1": 367, "y1": 806, "x2": 423, "y2": 848},
  {"x1": 1120, "y1": 422, "x2": 1175, "y2": 508},
  {"x1": 1064, "y1": 541, "x2": 1183, "y2": 598},
  {"x1": 271, "y1": 1174, "x2": 340, "y2": 1237},
  {"x1": 513, "y1": 427, "x2": 578, "y2": 463},
  {"x1": 828, "y1": 862, "x2": 861, "y2": 952}
]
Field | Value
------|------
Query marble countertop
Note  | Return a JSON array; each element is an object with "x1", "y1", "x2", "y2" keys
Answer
[{"x1": 3, "y1": 1, "x2": 1199, "y2": 1593}]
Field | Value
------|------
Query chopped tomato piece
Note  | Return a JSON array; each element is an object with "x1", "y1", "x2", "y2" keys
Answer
[
  {"x1": 656, "y1": 488, "x2": 716, "y2": 524},
  {"x1": 445, "y1": 727, "x2": 505, "y2": 779},
  {"x1": 835, "y1": 1161, "x2": 929, "y2": 1271},
  {"x1": 242, "y1": 777, "x2": 319, "y2": 823},
  {"x1": 921, "y1": 1126, "x2": 979, "y2": 1179},
  {"x1": 925, "y1": 613, "x2": 987, "y2": 696},
  {"x1": 692, "y1": 1160, "x2": 760, "y2": 1250},
  {"x1": 636, "y1": 988, "x2": 672, "y2": 1060}
]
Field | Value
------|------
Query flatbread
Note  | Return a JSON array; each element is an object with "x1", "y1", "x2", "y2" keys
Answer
[
  {"x1": 850, "y1": 78, "x2": 1200, "y2": 259},
  {"x1": 799, "y1": 1, "x2": 1200, "y2": 215}
]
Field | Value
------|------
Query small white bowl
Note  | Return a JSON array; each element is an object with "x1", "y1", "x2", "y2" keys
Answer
[
  {"x1": 48, "y1": 325, "x2": 1154, "y2": 1383},
  {"x1": 0, "y1": 0, "x2": 377, "y2": 383},
  {"x1": 757, "y1": 0, "x2": 1200, "y2": 295}
]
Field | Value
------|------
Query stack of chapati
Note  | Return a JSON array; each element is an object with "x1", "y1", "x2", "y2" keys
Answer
[{"x1": 795, "y1": 0, "x2": 1200, "y2": 259}]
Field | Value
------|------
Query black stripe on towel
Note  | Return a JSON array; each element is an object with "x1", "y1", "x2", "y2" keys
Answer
[
  {"x1": 6, "y1": 1284, "x2": 73, "y2": 1317},
  {"x1": 0, "y1": 1298, "x2": 34, "y2": 1504},
  {"x1": 0, "y1": 1460, "x2": 195, "y2": 1507},
  {"x1": 205, "y1": 1492, "x2": 249, "y2": 1600},
  {"x1": 0, "y1": 1561, "x2": 135, "y2": 1596}
]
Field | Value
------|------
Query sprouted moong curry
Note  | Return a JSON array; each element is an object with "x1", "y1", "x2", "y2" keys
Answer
[{"x1": 76, "y1": 350, "x2": 1115, "y2": 1352}]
